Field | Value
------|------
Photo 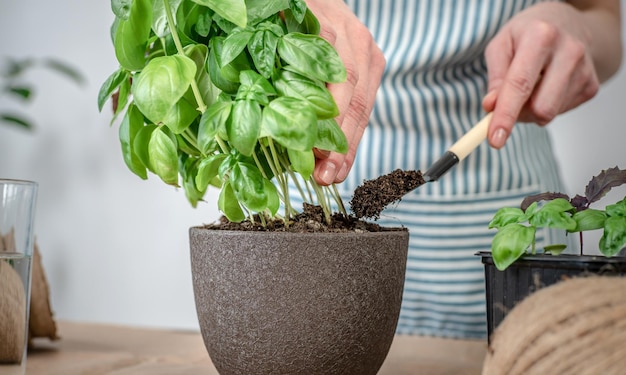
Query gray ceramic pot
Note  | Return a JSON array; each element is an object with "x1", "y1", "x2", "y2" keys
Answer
[{"x1": 189, "y1": 227, "x2": 409, "y2": 375}]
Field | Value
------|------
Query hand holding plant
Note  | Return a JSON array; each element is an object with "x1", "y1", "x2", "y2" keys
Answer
[
  {"x1": 98, "y1": 0, "x2": 349, "y2": 226},
  {"x1": 489, "y1": 166, "x2": 626, "y2": 270}
]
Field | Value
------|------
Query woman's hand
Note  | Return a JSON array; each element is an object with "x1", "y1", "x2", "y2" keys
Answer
[
  {"x1": 482, "y1": 0, "x2": 622, "y2": 149},
  {"x1": 305, "y1": 0, "x2": 386, "y2": 186}
]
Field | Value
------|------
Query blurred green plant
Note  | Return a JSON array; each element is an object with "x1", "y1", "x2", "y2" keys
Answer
[{"x1": 1, "y1": 57, "x2": 84, "y2": 130}]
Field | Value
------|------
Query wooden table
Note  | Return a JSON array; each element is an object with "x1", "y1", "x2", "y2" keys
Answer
[{"x1": 27, "y1": 322, "x2": 486, "y2": 374}]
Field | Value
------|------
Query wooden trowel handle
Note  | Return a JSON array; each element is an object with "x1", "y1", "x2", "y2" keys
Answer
[
  {"x1": 423, "y1": 113, "x2": 492, "y2": 182},
  {"x1": 448, "y1": 112, "x2": 492, "y2": 161}
]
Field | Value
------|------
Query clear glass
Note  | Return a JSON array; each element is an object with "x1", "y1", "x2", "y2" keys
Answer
[{"x1": 0, "y1": 179, "x2": 37, "y2": 375}]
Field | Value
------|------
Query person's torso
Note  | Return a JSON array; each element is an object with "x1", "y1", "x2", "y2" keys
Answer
[{"x1": 342, "y1": 0, "x2": 564, "y2": 197}]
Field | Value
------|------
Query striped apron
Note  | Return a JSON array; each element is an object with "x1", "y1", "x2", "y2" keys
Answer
[{"x1": 333, "y1": 0, "x2": 574, "y2": 339}]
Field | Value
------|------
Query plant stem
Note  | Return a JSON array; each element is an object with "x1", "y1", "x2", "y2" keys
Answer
[
  {"x1": 215, "y1": 136, "x2": 230, "y2": 154},
  {"x1": 309, "y1": 179, "x2": 331, "y2": 225},
  {"x1": 163, "y1": 0, "x2": 207, "y2": 114},
  {"x1": 252, "y1": 152, "x2": 269, "y2": 180},
  {"x1": 267, "y1": 139, "x2": 291, "y2": 224},
  {"x1": 579, "y1": 232, "x2": 584, "y2": 256},
  {"x1": 275, "y1": 152, "x2": 308, "y2": 203},
  {"x1": 258, "y1": 142, "x2": 290, "y2": 209},
  {"x1": 182, "y1": 129, "x2": 200, "y2": 151},
  {"x1": 331, "y1": 184, "x2": 348, "y2": 216}
]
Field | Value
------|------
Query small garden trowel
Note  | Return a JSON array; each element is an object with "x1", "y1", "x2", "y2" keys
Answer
[
  {"x1": 422, "y1": 112, "x2": 493, "y2": 182},
  {"x1": 350, "y1": 113, "x2": 493, "y2": 219}
]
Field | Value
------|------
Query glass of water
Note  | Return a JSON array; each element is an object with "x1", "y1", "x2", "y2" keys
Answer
[{"x1": 0, "y1": 179, "x2": 37, "y2": 375}]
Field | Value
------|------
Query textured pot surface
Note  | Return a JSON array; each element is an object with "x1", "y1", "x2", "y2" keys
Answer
[{"x1": 190, "y1": 228, "x2": 409, "y2": 375}]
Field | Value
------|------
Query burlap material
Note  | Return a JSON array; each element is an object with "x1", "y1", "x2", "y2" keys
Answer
[
  {"x1": 483, "y1": 276, "x2": 626, "y2": 375},
  {"x1": 0, "y1": 257, "x2": 26, "y2": 363},
  {"x1": 0, "y1": 232, "x2": 57, "y2": 365},
  {"x1": 29, "y1": 242, "x2": 59, "y2": 342}
]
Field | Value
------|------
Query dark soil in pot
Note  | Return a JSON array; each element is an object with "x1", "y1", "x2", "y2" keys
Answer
[{"x1": 208, "y1": 203, "x2": 388, "y2": 232}]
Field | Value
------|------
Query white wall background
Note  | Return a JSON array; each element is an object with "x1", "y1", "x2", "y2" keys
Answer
[{"x1": 0, "y1": 1, "x2": 625, "y2": 330}]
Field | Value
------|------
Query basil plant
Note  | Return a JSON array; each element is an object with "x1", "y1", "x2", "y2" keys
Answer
[
  {"x1": 488, "y1": 167, "x2": 626, "y2": 271},
  {"x1": 98, "y1": 0, "x2": 349, "y2": 225}
]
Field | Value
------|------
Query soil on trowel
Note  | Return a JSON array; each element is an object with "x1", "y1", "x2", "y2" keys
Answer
[
  {"x1": 206, "y1": 203, "x2": 394, "y2": 233},
  {"x1": 350, "y1": 169, "x2": 425, "y2": 220}
]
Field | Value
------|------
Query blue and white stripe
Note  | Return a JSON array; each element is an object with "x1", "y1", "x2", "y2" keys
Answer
[{"x1": 295, "y1": 0, "x2": 572, "y2": 339}]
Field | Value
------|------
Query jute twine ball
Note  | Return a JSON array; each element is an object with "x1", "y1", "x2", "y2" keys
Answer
[
  {"x1": 28, "y1": 243, "x2": 58, "y2": 342},
  {"x1": 483, "y1": 276, "x2": 626, "y2": 375},
  {"x1": 0, "y1": 259, "x2": 26, "y2": 364}
]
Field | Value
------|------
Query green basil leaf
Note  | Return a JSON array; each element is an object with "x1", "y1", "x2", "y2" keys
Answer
[
  {"x1": 184, "y1": 44, "x2": 219, "y2": 107},
  {"x1": 529, "y1": 198, "x2": 577, "y2": 231},
  {"x1": 523, "y1": 201, "x2": 539, "y2": 218},
  {"x1": 236, "y1": 70, "x2": 276, "y2": 104},
  {"x1": 114, "y1": 74, "x2": 132, "y2": 118},
  {"x1": 176, "y1": 134, "x2": 202, "y2": 157},
  {"x1": 191, "y1": 0, "x2": 247, "y2": 28},
  {"x1": 315, "y1": 119, "x2": 348, "y2": 154},
  {"x1": 248, "y1": 23, "x2": 283, "y2": 78},
  {"x1": 278, "y1": 33, "x2": 346, "y2": 83},
  {"x1": 606, "y1": 197, "x2": 626, "y2": 218},
  {"x1": 600, "y1": 216, "x2": 626, "y2": 257},
  {"x1": 491, "y1": 224, "x2": 536, "y2": 271},
  {"x1": 572, "y1": 209, "x2": 607, "y2": 232},
  {"x1": 488, "y1": 207, "x2": 527, "y2": 229},
  {"x1": 181, "y1": 156, "x2": 205, "y2": 207},
  {"x1": 218, "y1": 182, "x2": 246, "y2": 222},
  {"x1": 246, "y1": 0, "x2": 289, "y2": 25},
  {"x1": 227, "y1": 99, "x2": 261, "y2": 156},
  {"x1": 198, "y1": 101, "x2": 233, "y2": 153},
  {"x1": 98, "y1": 69, "x2": 129, "y2": 112},
  {"x1": 134, "y1": 124, "x2": 158, "y2": 172},
  {"x1": 231, "y1": 162, "x2": 267, "y2": 212},
  {"x1": 183, "y1": 44, "x2": 208, "y2": 80},
  {"x1": 132, "y1": 55, "x2": 197, "y2": 124},
  {"x1": 114, "y1": 0, "x2": 152, "y2": 71},
  {"x1": 221, "y1": 49, "x2": 253, "y2": 83},
  {"x1": 111, "y1": 0, "x2": 132, "y2": 20},
  {"x1": 542, "y1": 198, "x2": 575, "y2": 213},
  {"x1": 175, "y1": 2, "x2": 204, "y2": 45},
  {"x1": 264, "y1": 179, "x2": 280, "y2": 216},
  {"x1": 119, "y1": 104, "x2": 148, "y2": 179},
  {"x1": 543, "y1": 244, "x2": 568, "y2": 255},
  {"x1": 530, "y1": 210, "x2": 577, "y2": 231},
  {"x1": 196, "y1": 154, "x2": 227, "y2": 191},
  {"x1": 152, "y1": 0, "x2": 184, "y2": 38},
  {"x1": 284, "y1": 8, "x2": 320, "y2": 35},
  {"x1": 162, "y1": 96, "x2": 199, "y2": 134},
  {"x1": 221, "y1": 28, "x2": 254, "y2": 67},
  {"x1": 274, "y1": 70, "x2": 339, "y2": 119},
  {"x1": 149, "y1": 126, "x2": 179, "y2": 186},
  {"x1": 208, "y1": 38, "x2": 240, "y2": 94},
  {"x1": 195, "y1": 9, "x2": 212, "y2": 37},
  {"x1": 288, "y1": 0, "x2": 307, "y2": 24},
  {"x1": 287, "y1": 148, "x2": 315, "y2": 180},
  {"x1": 261, "y1": 96, "x2": 317, "y2": 151}
]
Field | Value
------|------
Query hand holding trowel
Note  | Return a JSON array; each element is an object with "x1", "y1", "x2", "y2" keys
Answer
[{"x1": 350, "y1": 113, "x2": 493, "y2": 219}]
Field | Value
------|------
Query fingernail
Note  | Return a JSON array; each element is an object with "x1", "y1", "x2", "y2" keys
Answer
[
  {"x1": 492, "y1": 128, "x2": 508, "y2": 149},
  {"x1": 336, "y1": 162, "x2": 350, "y2": 182},
  {"x1": 319, "y1": 162, "x2": 337, "y2": 185}
]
